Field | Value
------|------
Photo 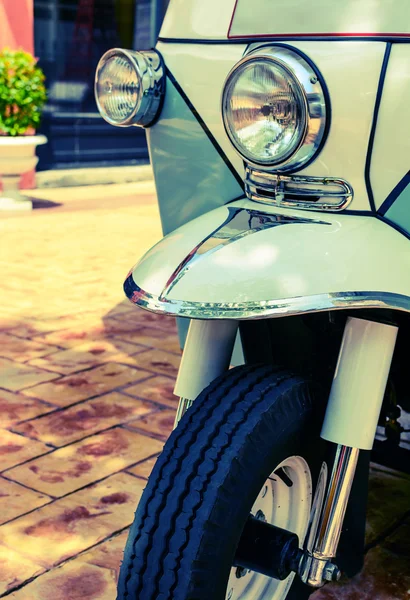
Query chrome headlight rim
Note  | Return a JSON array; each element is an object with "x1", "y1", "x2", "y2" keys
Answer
[
  {"x1": 222, "y1": 44, "x2": 330, "y2": 173},
  {"x1": 223, "y1": 56, "x2": 309, "y2": 166},
  {"x1": 95, "y1": 48, "x2": 165, "y2": 128}
]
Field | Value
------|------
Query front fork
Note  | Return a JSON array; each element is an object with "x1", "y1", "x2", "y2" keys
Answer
[
  {"x1": 173, "y1": 319, "x2": 239, "y2": 426},
  {"x1": 173, "y1": 315, "x2": 398, "y2": 588}
]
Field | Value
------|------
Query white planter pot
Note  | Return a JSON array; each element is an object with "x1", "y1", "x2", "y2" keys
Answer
[{"x1": 0, "y1": 135, "x2": 47, "y2": 210}]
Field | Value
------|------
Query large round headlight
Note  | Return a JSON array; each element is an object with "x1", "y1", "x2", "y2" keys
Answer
[
  {"x1": 95, "y1": 48, "x2": 165, "y2": 128},
  {"x1": 222, "y1": 46, "x2": 329, "y2": 172}
]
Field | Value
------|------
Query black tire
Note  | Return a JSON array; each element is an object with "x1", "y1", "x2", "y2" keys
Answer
[{"x1": 118, "y1": 364, "x2": 327, "y2": 600}]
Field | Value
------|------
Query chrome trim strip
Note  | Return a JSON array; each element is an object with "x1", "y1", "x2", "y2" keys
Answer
[
  {"x1": 245, "y1": 166, "x2": 354, "y2": 211},
  {"x1": 160, "y1": 206, "x2": 330, "y2": 299},
  {"x1": 124, "y1": 277, "x2": 410, "y2": 320}
]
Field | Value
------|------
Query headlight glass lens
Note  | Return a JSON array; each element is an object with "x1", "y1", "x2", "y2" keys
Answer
[
  {"x1": 95, "y1": 53, "x2": 141, "y2": 124},
  {"x1": 223, "y1": 59, "x2": 306, "y2": 165}
]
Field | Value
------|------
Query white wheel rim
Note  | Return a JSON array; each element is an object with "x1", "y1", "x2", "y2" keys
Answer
[{"x1": 226, "y1": 455, "x2": 312, "y2": 600}]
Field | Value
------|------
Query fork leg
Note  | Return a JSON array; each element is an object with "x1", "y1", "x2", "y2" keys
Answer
[
  {"x1": 173, "y1": 319, "x2": 238, "y2": 427},
  {"x1": 302, "y1": 316, "x2": 398, "y2": 587}
]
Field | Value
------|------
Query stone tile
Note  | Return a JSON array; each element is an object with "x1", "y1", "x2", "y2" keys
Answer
[
  {"x1": 28, "y1": 339, "x2": 147, "y2": 375},
  {"x1": 311, "y1": 545, "x2": 410, "y2": 599},
  {"x1": 111, "y1": 330, "x2": 150, "y2": 346},
  {"x1": 6, "y1": 428, "x2": 162, "y2": 496},
  {"x1": 103, "y1": 317, "x2": 150, "y2": 335},
  {"x1": 366, "y1": 467, "x2": 410, "y2": 544},
  {"x1": 21, "y1": 362, "x2": 149, "y2": 406},
  {"x1": 0, "y1": 190, "x2": 160, "y2": 323},
  {"x1": 13, "y1": 392, "x2": 157, "y2": 447},
  {"x1": 114, "y1": 310, "x2": 177, "y2": 332},
  {"x1": 7, "y1": 561, "x2": 116, "y2": 600},
  {"x1": 0, "y1": 333, "x2": 60, "y2": 363},
  {"x1": 109, "y1": 301, "x2": 136, "y2": 316},
  {"x1": 8, "y1": 322, "x2": 66, "y2": 340},
  {"x1": 0, "y1": 430, "x2": 50, "y2": 471},
  {"x1": 8, "y1": 531, "x2": 130, "y2": 599},
  {"x1": 32, "y1": 318, "x2": 142, "y2": 350},
  {"x1": 158, "y1": 337, "x2": 182, "y2": 355},
  {"x1": 127, "y1": 455, "x2": 159, "y2": 479},
  {"x1": 383, "y1": 516, "x2": 410, "y2": 557},
  {"x1": 33, "y1": 326, "x2": 105, "y2": 350},
  {"x1": 0, "y1": 545, "x2": 44, "y2": 596},
  {"x1": 0, "y1": 389, "x2": 54, "y2": 428},
  {"x1": 0, "y1": 317, "x2": 21, "y2": 334},
  {"x1": 127, "y1": 409, "x2": 175, "y2": 441},
  {"x1": 82, "y1": 529, "x2": 128, "y2": 577},
  {"x1": 0, "y1": 477, "x2": 51, "y2": 524},
  {"x1": 116, "y1": 325, "x2": 181, "y2": 354},
  {"x1": 9, "y1": 312, "x2": 104, "y2": 340},
  {"x1": 0, "y1": 473, "x2": 144, "y2": 569},
  {"x1": 0, "y1": 358, "x2": 59, "y2": 392},
  {"x1": 124, "y1": 375, "x2": 178, "y2": 409},
  {"x1": 128, "y1": 350, "x2": 181, "y2": 378}
]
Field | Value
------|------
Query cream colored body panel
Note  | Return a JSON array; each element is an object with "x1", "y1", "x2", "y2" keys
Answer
[
  {"x1": 160, "y1": 0, "x2": 410, "y2": 40},
  {"x1": 371, "y1": 44, "x2": 410, "y2": 210},
  {"x1": 159, "y1": 41, "x2": 386, "y2": 211},
  {"x1": 294, "y1": 42, "x2": 383, "y2": 211},
  {"x1": 174, "y1": 320, "x2": 238, "y2": 401},
  {"x1": 321, "y1": 317, "x2": 398, "y2": 449},
  {"x1": 127, "y1": 199, "x2": 410, "y2": 319},
  {"x1": 160, "y1": 0, "x2": 237, "y2": 40},
  {"x1": 157, "y1": 41, "x2": 246, "y2": 179},
  {"x1": 229, "y1": 0, "x2": 410, "y2": 38}
]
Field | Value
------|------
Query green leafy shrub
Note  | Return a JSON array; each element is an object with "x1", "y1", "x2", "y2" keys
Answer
[{"x1": 0, "y1": 48, "x2": 47, "y2": 136}]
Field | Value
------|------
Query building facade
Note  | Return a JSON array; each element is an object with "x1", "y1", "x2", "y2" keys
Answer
[{"x1": 2, "y1": 0, "x2": 168, "y2": 170}]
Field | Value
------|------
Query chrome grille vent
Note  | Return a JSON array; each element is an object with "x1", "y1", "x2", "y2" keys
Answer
[{"x1": 245, "y1": 166, "x2": 353, "y2": 211}]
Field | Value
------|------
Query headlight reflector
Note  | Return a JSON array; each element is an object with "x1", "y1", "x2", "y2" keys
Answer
[
  {"x1": 223, "y1": 60, "x2": 306, "y2": 165},
  {"x1": 95, "y1": 48, "x2": 165, "y2": 128},
  {"x1": 222, "y1": 46, "x2": 328, "y2": 172}
]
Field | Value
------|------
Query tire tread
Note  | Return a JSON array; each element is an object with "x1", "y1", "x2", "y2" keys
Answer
[{"x1": 118, "y1": 365, "x2": 317, "y2": 600}]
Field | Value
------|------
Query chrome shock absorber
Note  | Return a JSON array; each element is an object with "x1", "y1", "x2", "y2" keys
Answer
[{"x1": 300, "y1": 316, "x2": 398, "y2": 587}]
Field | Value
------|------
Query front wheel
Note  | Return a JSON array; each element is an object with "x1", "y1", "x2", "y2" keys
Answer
[{"x1": 118, "y1": 365, "x2": 327, "y2": 600}]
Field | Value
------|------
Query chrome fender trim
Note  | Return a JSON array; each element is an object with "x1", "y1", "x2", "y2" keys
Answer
[
  {"x1": 124, "y1": 280, "x2": 410, "y2": 320},
  {"x1": 124, "y1": 199, "x2": 410, "y2": 320}
]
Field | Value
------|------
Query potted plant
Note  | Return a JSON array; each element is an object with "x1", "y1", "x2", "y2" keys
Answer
[{"x1": 0, "y1": 48, "x2": 47, "y2": 210}]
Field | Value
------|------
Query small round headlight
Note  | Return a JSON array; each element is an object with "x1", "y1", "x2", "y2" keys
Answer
[
  {"x1": 222, "y1": 46, "x2": 328, "y2": 172},
  {"x1": 95, "y1": 48, "x2": 165, "y2": 128}
]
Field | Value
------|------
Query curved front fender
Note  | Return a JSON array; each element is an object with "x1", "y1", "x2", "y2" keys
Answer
[{"x1": 124, "y1": 199, "x2": 410, "y2": 319}]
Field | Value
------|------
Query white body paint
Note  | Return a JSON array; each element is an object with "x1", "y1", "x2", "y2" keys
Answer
[
  {"x1": 160, "y1": 0, "x2": 410, "y2": 40},
  {"x1": 160, "y1": 0, "x2": 238, "y2": 40},
  {"x1": 158, "y1": 40, "x2": 385, "y2": 212},
  {"x1": 174, "y1": 319, "x2": 238, "y2": 400},
  {"x1": 321, "y1": 317, "x2": 398, "y2": 449},
  {"x1": 371, "y1": 44, "x2": 410, "y2": 210},
  {"x1": 128, "y1": 199, "x2": 410, "y2": 316},
  {"x1": 228, "y1": 0, "x2": 410, "y2": 38}
]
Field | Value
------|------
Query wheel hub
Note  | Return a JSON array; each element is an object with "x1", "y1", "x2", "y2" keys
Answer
[
  {"x1": 225, "y1": 455, "x2": 312, "y2": 600},
  {"x1": 234, "y1": 515, "x2": 302, "y2": 580}
]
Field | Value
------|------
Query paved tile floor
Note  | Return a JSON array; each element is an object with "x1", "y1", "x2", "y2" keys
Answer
[{"x1": 0, "y1": 183, "x2": 409, "y2": 599}]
